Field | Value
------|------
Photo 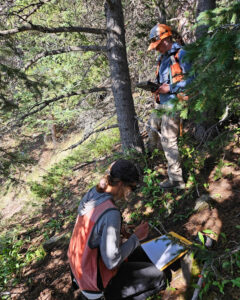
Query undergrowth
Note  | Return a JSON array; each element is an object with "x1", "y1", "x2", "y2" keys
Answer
[{"x1": 0, "y1": 125, "x2": 239, "y2": 298}]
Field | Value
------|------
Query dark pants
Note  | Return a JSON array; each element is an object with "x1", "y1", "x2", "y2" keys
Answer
[{"x1": 104, "y1": 247, "x2": 166, "y2": 300}]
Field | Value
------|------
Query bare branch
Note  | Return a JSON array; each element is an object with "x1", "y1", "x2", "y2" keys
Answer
[
  {"x1": 135, "y1": 115, "x2": 162, "y2": 139},
  {"x1": 18, "y1": 87, "x2": 110, "y2": 122},
  {"x1": 73, "y1": 155, "x2": 116, "y2": 171},
  {"x1": 63, "y1": 124, "x2": 119, "y2": 151},
  {"x1": 191, "y1": 261, "x2": 208, "y2": 300},
  {"x1": 191, "y1": 245, "x2": 240, "y2": 300},
  {"x1": 0, "y1": 24, "x2": 107, "y2": 36},
  {"x1": 23, "y1": 45, "x2": 107, "y2": 70},
  {"x1": 13, "y1": 0, "x2": 52, "y2": 16}
]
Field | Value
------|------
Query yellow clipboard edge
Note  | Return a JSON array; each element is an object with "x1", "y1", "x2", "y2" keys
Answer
[
  {"x1": 159, "y1": 249, "x2": 188, "y2": 271},
  {"x1": 141, "y1": 232, "x2": 192, "y2": 271},
  {"x1": 159, "y1": 232, "x2": 192, "y2": 271},
  {"x1": 168, "y1": 231, "x2": 192, "y2": 246},
  {"x1": 141, "y1": 232, "x2": 192, "y2": 246}
]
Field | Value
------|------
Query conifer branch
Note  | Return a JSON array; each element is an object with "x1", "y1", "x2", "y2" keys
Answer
[
  {"x1": 18, "y1": 87, "x2": 110, "y2": 122},
  {"x1": 64, "y1": 124, "x2": 119, "y2": 151},
  {"x1": 0, "y1": 24, "x2": 107, "y2": 36},
  {"x1": 23, "y1": 46, "x2": 107, "y2": 70}
]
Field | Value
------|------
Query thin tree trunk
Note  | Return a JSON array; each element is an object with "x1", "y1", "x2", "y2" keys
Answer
[
  {"x1": 105, "y1": 0, "x2": 144, "y2": 152},
  {"x1": 195, "y1": 0, "x2": 216, "y2": 39}
]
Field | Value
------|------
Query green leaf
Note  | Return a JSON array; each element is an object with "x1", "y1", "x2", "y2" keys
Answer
[
  {"x1": 202, "y1": 229, "x2": 217, "y2": 236},
  {"x1": 222, "y1": 261, "x2": 230, "y2": 269},
  {"x1": 198, "y1": 232, "x2": 205, "y2": 245},
  {"x1": 231, "y1": 277, "x2": 240, "y2": 288}
]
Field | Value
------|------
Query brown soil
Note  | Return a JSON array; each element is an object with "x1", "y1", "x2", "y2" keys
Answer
[{"x1": 2, "y1": 141, "x2": 240, "y2": 300}]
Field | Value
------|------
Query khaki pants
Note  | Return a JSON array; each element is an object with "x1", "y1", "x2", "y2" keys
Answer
[
  {"x1": 147, "y1": 112, "x2": 162, "y2": 152},
  {"x1": 147, "y1": 111, "x2": 183, "y2": 182}
]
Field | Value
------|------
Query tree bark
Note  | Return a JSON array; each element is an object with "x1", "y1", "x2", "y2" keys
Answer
[
  {"x1": 194, "y1": 0, "x2": 216, "y2": 142},
  {"x1": 105, "y1": 0, "x2": 144, "y2": 152},
  {"x1": 195, "y1": 0, "x2": 216, "y2": 39}
]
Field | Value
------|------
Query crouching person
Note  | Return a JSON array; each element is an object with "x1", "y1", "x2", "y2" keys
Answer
[{"x1": 68, "y1": 159, "x2": 166, "y2": 300}]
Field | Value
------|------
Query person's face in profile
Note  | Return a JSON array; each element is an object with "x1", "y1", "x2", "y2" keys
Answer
[{"x1": 116, "y1": 182, "x2": 137, "y2": 202}]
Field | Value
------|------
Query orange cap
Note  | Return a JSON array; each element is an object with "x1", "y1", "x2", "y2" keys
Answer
[{"x1": 148, "y1": 24, "x2": 172, "y2": 51}]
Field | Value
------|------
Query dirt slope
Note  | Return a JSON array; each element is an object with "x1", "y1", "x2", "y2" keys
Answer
[{"x1": 2, "y1": 140, "x2": 240, "y2": 300}]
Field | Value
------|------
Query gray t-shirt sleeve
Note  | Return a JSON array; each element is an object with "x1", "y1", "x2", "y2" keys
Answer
[{"x1": 89, "y1": 209, "x2": 140, "y2": 270}]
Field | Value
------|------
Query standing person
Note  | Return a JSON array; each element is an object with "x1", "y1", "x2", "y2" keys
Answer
[
  {"x1": 147, "y1": 24, "x2": 192, "y2": 189},
  {"x1": 68, "y1": 159, "x2": 166, "y2": 300}
]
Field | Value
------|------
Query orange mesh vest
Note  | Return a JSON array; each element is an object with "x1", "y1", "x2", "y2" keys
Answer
[
  {"x1": 155, "y1": 50, "x2": 183, "y2": 84},
  {"x1": 169, "y1": 50, "x2": 184, "y2": 84},
  {"x1": 67, "y1": 199, "x2": 118, "y2": 292}
]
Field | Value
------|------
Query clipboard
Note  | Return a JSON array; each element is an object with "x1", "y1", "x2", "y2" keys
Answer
[
  {"x1": 141, "y1": 232, "x2": 192, "y2": 271},
  {"x1": 136, "y1": 81, "x2": 159, "y2": 92}
]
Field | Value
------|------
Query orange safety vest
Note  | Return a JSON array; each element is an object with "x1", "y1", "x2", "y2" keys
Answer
[
  {"x1": 170, "y1": 50, "x2": 189, "y2": 102},
  {"x1": 169, "y1": 49, "x2": 184, "y2": 84},
  {"x1": 68, "y1": 199, "x2": 118, "y2": 292},
  {"x1": 154, "y1": 49, "x2": 188, "y2": 103}
]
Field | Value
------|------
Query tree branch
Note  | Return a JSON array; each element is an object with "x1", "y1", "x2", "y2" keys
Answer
[
  {"x1": 23, "y1": 45, "x2": 107, "y2": 70},
  {"x1": 0, "y1": 24, "x2": 107, "y2": 36},
  {"x1": 191, "y1": 245, "x2": 240, "y2": 300},
  {"x1": 63, "y1": 124, "x2": 119, "y2": 151},
  {"x1": 135, "y1": 115, "x2": 162, "y2": 139},
  {"x1": 13, "y1": 0, "x2": 52, "y2": 16},
  {"x1": 18, "y1": 87, "x2": 110, "y2": 122},
  {"x1": 73, "y1": 155, "x2": 116, "y2": 171},
  {"x1": 10, "y1": 0, "x2": 53, "y2": 24}
]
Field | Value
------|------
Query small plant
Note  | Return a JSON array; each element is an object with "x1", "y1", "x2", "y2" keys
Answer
[
  {"x1": 141, "y1": 168, "x2": 161, "y2": 197},
  {"x1": 0, "y1": 232, "x2": 46, "y2": 294}
]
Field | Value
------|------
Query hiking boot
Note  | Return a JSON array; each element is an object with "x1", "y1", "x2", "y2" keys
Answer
[{"x1": 159, "y1": 179, "x2": 185, "y2": 189}]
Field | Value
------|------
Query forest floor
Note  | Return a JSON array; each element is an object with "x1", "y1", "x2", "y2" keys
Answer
[{"x1": 1, "y1": 132, "x2": 240, "y2": 300}]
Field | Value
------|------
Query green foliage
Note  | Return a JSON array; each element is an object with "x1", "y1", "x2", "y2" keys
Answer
[
  {"x1": 199, "y1": 249, "x2": 240, "y2": 298},
  {"x1": 0, "y1": 0, "x2": 108, "y2": 140},
  {"x1": 191, "y1": 228, "x2": 240, "y2": 298},
  {"x1": 0, "y1": 231, "x2": 46, "y2": 293},
  {"x1": 30, "y1": 128, "x2": 120, "y2": 199},
  {"x1": 0, "y1": 148, "x2": 36, "y2": 190},
  {"x1": 185, "y1": 1, "x2": 240, "y2": 124},
  {"x1": 142, "y1": 168, "x2": 160, "y2": 197}
]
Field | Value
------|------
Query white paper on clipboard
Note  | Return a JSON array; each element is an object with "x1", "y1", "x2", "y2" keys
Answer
[{"x1": 141, "y1": 233, "x2": 191, "y2": 271}]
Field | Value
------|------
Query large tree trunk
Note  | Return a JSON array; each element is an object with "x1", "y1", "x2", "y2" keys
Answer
[
  {"x1": 105, "y1": 0, "x2": 144, "y2": 152},
  {"x1": 195, "y1": 0, "x2": 216, "y2": 39},
  {"x1": 194, "y1": 0, "x2": 216, "y2": 141}
]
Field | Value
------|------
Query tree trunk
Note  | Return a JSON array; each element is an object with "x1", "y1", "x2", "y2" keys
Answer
[
  {"x1": 105, "y1": 0, "x2": 144, "y2": 152},
  {"x1": 195, "y1": 0, "x2": 216, "y2": 39},
  {"x1": 194, "y1": 0, "x2": 216, "y2": 142}
]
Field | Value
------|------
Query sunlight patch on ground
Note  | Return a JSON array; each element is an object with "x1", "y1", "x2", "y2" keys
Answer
[{"x1": 1, "y1": 131, "x2": 84, "y2": 221}]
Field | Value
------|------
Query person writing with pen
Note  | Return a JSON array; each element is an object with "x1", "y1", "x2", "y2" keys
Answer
[{"x1": 68, "y1": 159, "x2": 166, "y2": 300}]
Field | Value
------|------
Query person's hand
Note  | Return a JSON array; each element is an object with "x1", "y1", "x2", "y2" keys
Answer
[
  {"x1": 151, "y1": 86, "x2": 159, "y2": 93},
  {"x1": 152, "y1": 89, "x2": 160, "y2": 104},
  {"x1": 157, "y1": 83, "x2": 170, "y2": 94},
  {"x1": 134, "y1": 221, "x2": 149, "y2": 241}
]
